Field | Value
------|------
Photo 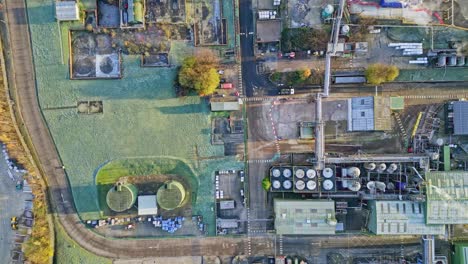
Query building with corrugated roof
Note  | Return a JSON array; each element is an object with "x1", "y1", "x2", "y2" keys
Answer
[
  {"x1": 274, "y1": 199, "x2": 336, "y2": 235},
  {"x1": 453, "y1": 101, "x2": 468, "y2": 135},
  {"x1": 425, "y1": 171, "x2": 468, "y2": 224},
  {"x1": 368, "y1": 200, "x2": 445, "y2": 235},
  {"x1": 347, "y1": 96, "x2": 374, "y2": 131},
  {"x1": 219, "y1": 200, "x2": 235, "y2": 210},
  {"x1": 55, "y1": 1, "x2": 80, "y2": 21}
]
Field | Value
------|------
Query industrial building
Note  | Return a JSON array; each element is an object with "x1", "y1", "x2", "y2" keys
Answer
[
  {"x1": 453, "y1": 101, "x2": 468, "y2": 135},
  {"x1": 137, "y1": 195, "x2": 158, "y2": 215},
  {"x1": 347, "y1": 96, "x2": 392, "y2": 131},
  {"x1": 274, "y1": 199, "x2": 336, "y2": 235},
  {"x1": 425, "y1": 171, "x2": 468, "y2": 224},
  {"x1": 368, "y1": 200, "x2": 445, "y2": 235}
]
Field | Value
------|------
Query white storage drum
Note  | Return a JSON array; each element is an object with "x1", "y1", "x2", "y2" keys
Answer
[
  {"x1": 295, "y1": 180, "x2": 305, "y2": 191},
  {"x1": 283, "y1": 168, "x2": 292, "y2": 178},
  {"x1": 272, "y1": 169, "x2": 281, "y2": 177},
  {"x1": 272, "y1": 180, "x2": 281, "y2": 189}
]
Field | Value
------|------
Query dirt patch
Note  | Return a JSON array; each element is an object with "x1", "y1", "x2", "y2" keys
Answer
[
  {"x1": 193, "y1": 0, "x2": 226, "y2": 45},
  {"x1": 146, "y1": 0, "x2": 186, "y2": 23}
]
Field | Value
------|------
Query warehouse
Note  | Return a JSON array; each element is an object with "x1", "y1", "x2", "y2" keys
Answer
[
  {"x1": 368, "y1": 200, "x2": 445, "y2": 235},
  {"x1": 274, "y1": 199, "x2": 336, "y2": 235},
  {"x1": 137, "y1": 195, "x2": 158, "y2": 215}
]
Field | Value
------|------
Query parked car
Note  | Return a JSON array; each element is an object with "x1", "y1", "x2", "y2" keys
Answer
[
  {"x1": 279, "y1": 88, "x2": 294, "y2": 95},
  {"x1": 220, "y1": 83, "x2": 233, "y2": 89}
]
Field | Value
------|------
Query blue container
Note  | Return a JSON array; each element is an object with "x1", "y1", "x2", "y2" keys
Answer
[
  {"x1": 395, "y1": 181, "x2": 407, "y2": 190},
  {"x1": 380, "y1": 0, "x2": 403, "y2": 8}
]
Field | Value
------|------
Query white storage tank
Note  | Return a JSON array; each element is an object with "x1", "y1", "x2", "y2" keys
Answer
[
  {"x1": 348, "y1": 181, "x2": 361, "y2": 192},
  {"x1": 386, "y1": 163, "x2": 398, "y2": 173},
  {"x1": 364, "y1": 163, "x2": 376, "y2": 171},
  {"x1": 295, "y1": 180, "x2": 305, "y2": 191},
  {"x1": 346, "y1": 167, "x2": 361, "y2": 178},
  {"x1": 306, "y1": 180, "x2": 317, "y2": 190},
  {"x1": 283, "y1": 180, "x2": 292, "y2": 190},
  {"x1": 295, "y1": 169, "x2": 305, "y2": 179},
  {"x1": 323, "y1": 167, "x2": 334, "y2": 178},
  {"x1": 437, "y1": 54, "x2": 447, "y2": 67},
  {"x1": 306, "y1": 169, "x2": 316, "y2": 179},
  {"x1": 457, "y1": 56, "x2": 466, "y2": 67},
  {"x1": 323, "y1": 179, "x2": 334, "y2": 191},
  {"x1": 283, "y1": 168, "x2": 292, "y2": 178},
  {"x1": 272, "y1": 169, "x2": 281, "y2": 177},
  {"x1": 272, "y1": 180, "x2": 281, "y2": 189},
  {"x1": 377, "y1": 163, "x2": 387, "y2": 173}
]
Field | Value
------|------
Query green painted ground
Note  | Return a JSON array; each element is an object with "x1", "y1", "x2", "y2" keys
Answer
[
  {"x1": 26, "y1": 0, "x2": 243, "y2": 236},
  {"x1": 55, "y1": 221, "x2": 111, "y2": 264},
  {"x1": 396, "y1": 68, "x2": 468, "y2": 82}
]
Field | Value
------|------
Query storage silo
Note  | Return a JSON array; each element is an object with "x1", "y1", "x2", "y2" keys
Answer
[
  {"x1": 295, "y1": 168, "x2": 305, "y2": 179},
  {"x1": 364, "y1": 163, "x2": 376, "y2": 171},
  {"x1": 106, "y1": 182, "x2": 138, "y2": 212},
  {"x1": 272, "y1": 180, "x2": 281, "y2": 190},
  {"x1": 437, "y1": 54, "x2": 446, "y2": 67},
  {"x1": 322, "y1": 179, "x2": 334, "y2": 191},
  {"x1": 377, "y1": 163, "x2": 387, "y2": 173},
  {"x1": 295, "y1": 180, "x2": 305, "y2": 191},
  {"x1": 283, "y1": 168, "x2": 292, "y2": 178},
  {"x1": 157, "y1": 180, "x2": 187, "y2": 210},
  {"x1": 283, "y1": 180, "x2": 292, "y2": 190},
  {"x1": 272, "y1": 168, "x2": 281, "y2": 177},
  {"x1": 323, "y1": 167, "x2": 334, "y2": 178},
  {"x1": 306, "y1": 180, "x2": 317, "y2": 191},
  {"x1": 306, "y1": 169, "x2": 316, "y2": 179},
  {"x1": 346, "y1": 167, "x2": 361, "y2": 178},
  {"x1": 348, "y1": 181, "x2": 361, "y2": 192},
  {"x1": 448, "y1": 55, "x2": 457, "y2": 66},
  {"x1": 386, "y1": 163, "x2": 398, "y2": 173},
  {"x1": 457, "y1": 56, "x2": 466, "y2": 67}
]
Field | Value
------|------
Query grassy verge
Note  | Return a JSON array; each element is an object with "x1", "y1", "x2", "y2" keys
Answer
[{"x1": 54, "y1": 220, "x2": 111, "y2": 264}]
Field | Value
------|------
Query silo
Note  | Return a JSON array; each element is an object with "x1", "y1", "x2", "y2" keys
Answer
[
  {"x1": 283, "y1": 168, "x2": 292, "y2": 178},
  {"x1": 272, "y1": 168, "x2": 281, "y2": 177},
  {"x1": 364, "y1": 163, "x2": 376, "y2": 171},
  {"x1": 157, "y1": 180, "x2": 187, "y2": 210},
  {"x1": 272, "y1": 180, "x2": 281, "y2": 190},
  {"x1": 448, "y1": 55, "x2": 457, "y2": 66},
  {"x1": 386, "y1": 163, "x2": 398, "y2": 173},
  {"x1": 323, "y1": 167, "x2": 334, "y2": 178},
  {"x1": 348, "y1": 181, "x2": 361, "y2": 192},
  {"x1": 306, "y1": 169, "x2": 316, "y2": 179},
  {"x1": 106, "y1": 182, "x2": 138, "y2": 212},
  {"x1": 283, "y1": 180, "x2": 292, "y2": 190},
  {"x1": 341, "y1": 24, "x2": 350, "y2": 35},
  {"x1": 295, "y1": 168, "x2": 305, "y2": 179},
  {"x1": 377, "y1": 163, "x2": 387, "y2": 173},
  {"x1": 457, "y1": 56, "x2": 466, "y2": 67},
  {"x1": 295, "y1": 180, "x2": 305, "y2": 191},
  {"x1": 306, "y1": 180, "x2": 317, "y2": 191},
  {"x1": 323, "y1": 179, "x2": 334, "y2": 191},
  {"x1": 322, "y1": 4, "x2": 334, "y2": 19},
  {"x1": 437, "y1": 54, "x2": 446, "y2": 67},
  {"x1": 346, "y1": 167, "x2": 361, "y2": 178}
]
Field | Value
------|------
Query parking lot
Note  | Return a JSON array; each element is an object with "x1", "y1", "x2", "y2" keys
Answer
[{"x1": 215, "y1": 170, "x2": 247, "y2": 234}]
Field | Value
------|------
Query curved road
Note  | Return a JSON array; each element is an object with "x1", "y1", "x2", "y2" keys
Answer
[{"x1": 3, "y1": 0, "x2": 422, "y2": 260}]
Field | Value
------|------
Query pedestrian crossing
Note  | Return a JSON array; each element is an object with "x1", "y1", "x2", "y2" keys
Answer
[
  {"x1": 393, "y1": 113, "x2": 408, "y2": 138},
  {"x1": 278, "y1": 235, "x2": 283, "y2": 255},
  {"x1": 243, "y1": 97, "x2": 275, "y2": 102}
]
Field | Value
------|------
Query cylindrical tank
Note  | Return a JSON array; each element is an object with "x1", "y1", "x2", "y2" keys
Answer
[
  {"x1": 387, "y1": 182, "x2": 395, "y2": 190},
  {"x1": 341, "y1": 24, "x2": 350, "y2": 35},
  {"x1": 106, "y1": 182, "x2": 138, "y2": 212},
  {"x1": 346, "y1": 167, "x2": 361, "y2": 178},
  {"x1": 377, "y1": 163, "x2": 387, "y2": 172},
  {"x1": 295, "y1": 169, "x2": 305, "y2": 178},
  {"x1": 448, "y1": 55, "x2": 457, "y2": 66},
  {"x1": 272, "y1": 169, "x2": 281, "y2": 177},
  {"x1": 437, "y1": 54, "x2": 447, "y2": 67},
  {"x1": 387, "y1": 163, "x2": 398, "y2": 173},
  {"x1": 283, "y1": 168, "x2": 292, "y2": 178},
  {"x1": 457, "y1": 56, "x2": 466, "y2": 66},
  {"x1": 283, "y1": 180, "x2": 292, "y2": 189},
  {"x1": 322, "y1": 4, "x2": 334, "y2": 17},
  {"x1": 364, "y1": 163, "x2": 376, "y2": 171},
  {"x1": 306, "y1": 180, "x2": 317, "y2": 190},
  {"x1": 436, "y1": 138, "x2": 444, "y2": 146},
  {"x1": 323, "y1": 179, "x2": 334, "y2": 191},
  {"x1": 272, "y1": 180, "x2": 281, "y2": 189},
  {"x1": 295, "y1": 180, "x2": 305, "y2": 191},
  {"x1": 348, "y1": 181, "x2": 361, "y2": 192},
  {"x1": 306, "y1": 169, "x2": 316, "y2": 179},
  {"x1": 323, "y1": 167, "x2": 334, "y2": 178},
  {"x1": 375, "y1": 181, "x2": 386, "y2": 192}
]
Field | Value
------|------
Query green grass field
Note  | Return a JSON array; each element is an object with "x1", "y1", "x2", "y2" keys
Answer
[
  {"x1": 26, "y1": 0, "x2": 243, "y2": 236},
  {"x1": 55, "y1": 220, "x2": 111, "y2": 264}
]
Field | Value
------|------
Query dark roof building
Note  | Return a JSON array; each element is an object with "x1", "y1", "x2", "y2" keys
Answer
[{"x1": 453, "y1": 101, "x2": 468, "y2": 135}]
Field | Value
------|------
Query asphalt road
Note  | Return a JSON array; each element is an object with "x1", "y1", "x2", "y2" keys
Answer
[
  {"x1": 1, "y1": 0, "x2": 450, "y2": 260},
  {"x1": 239, "y1": 0, "x2": 272, "y2": 97},
  {"x1": 0, "y1": 150, "x2": 27, "y2": 264}
]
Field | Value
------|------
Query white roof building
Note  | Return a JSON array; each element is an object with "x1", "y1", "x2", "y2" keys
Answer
[
  {"x1": 55, "y1": 1, "x2": 80, "y2": 21},
  {"x1": 138, "y1": 195, "x2": 158, "y2": 215}
]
